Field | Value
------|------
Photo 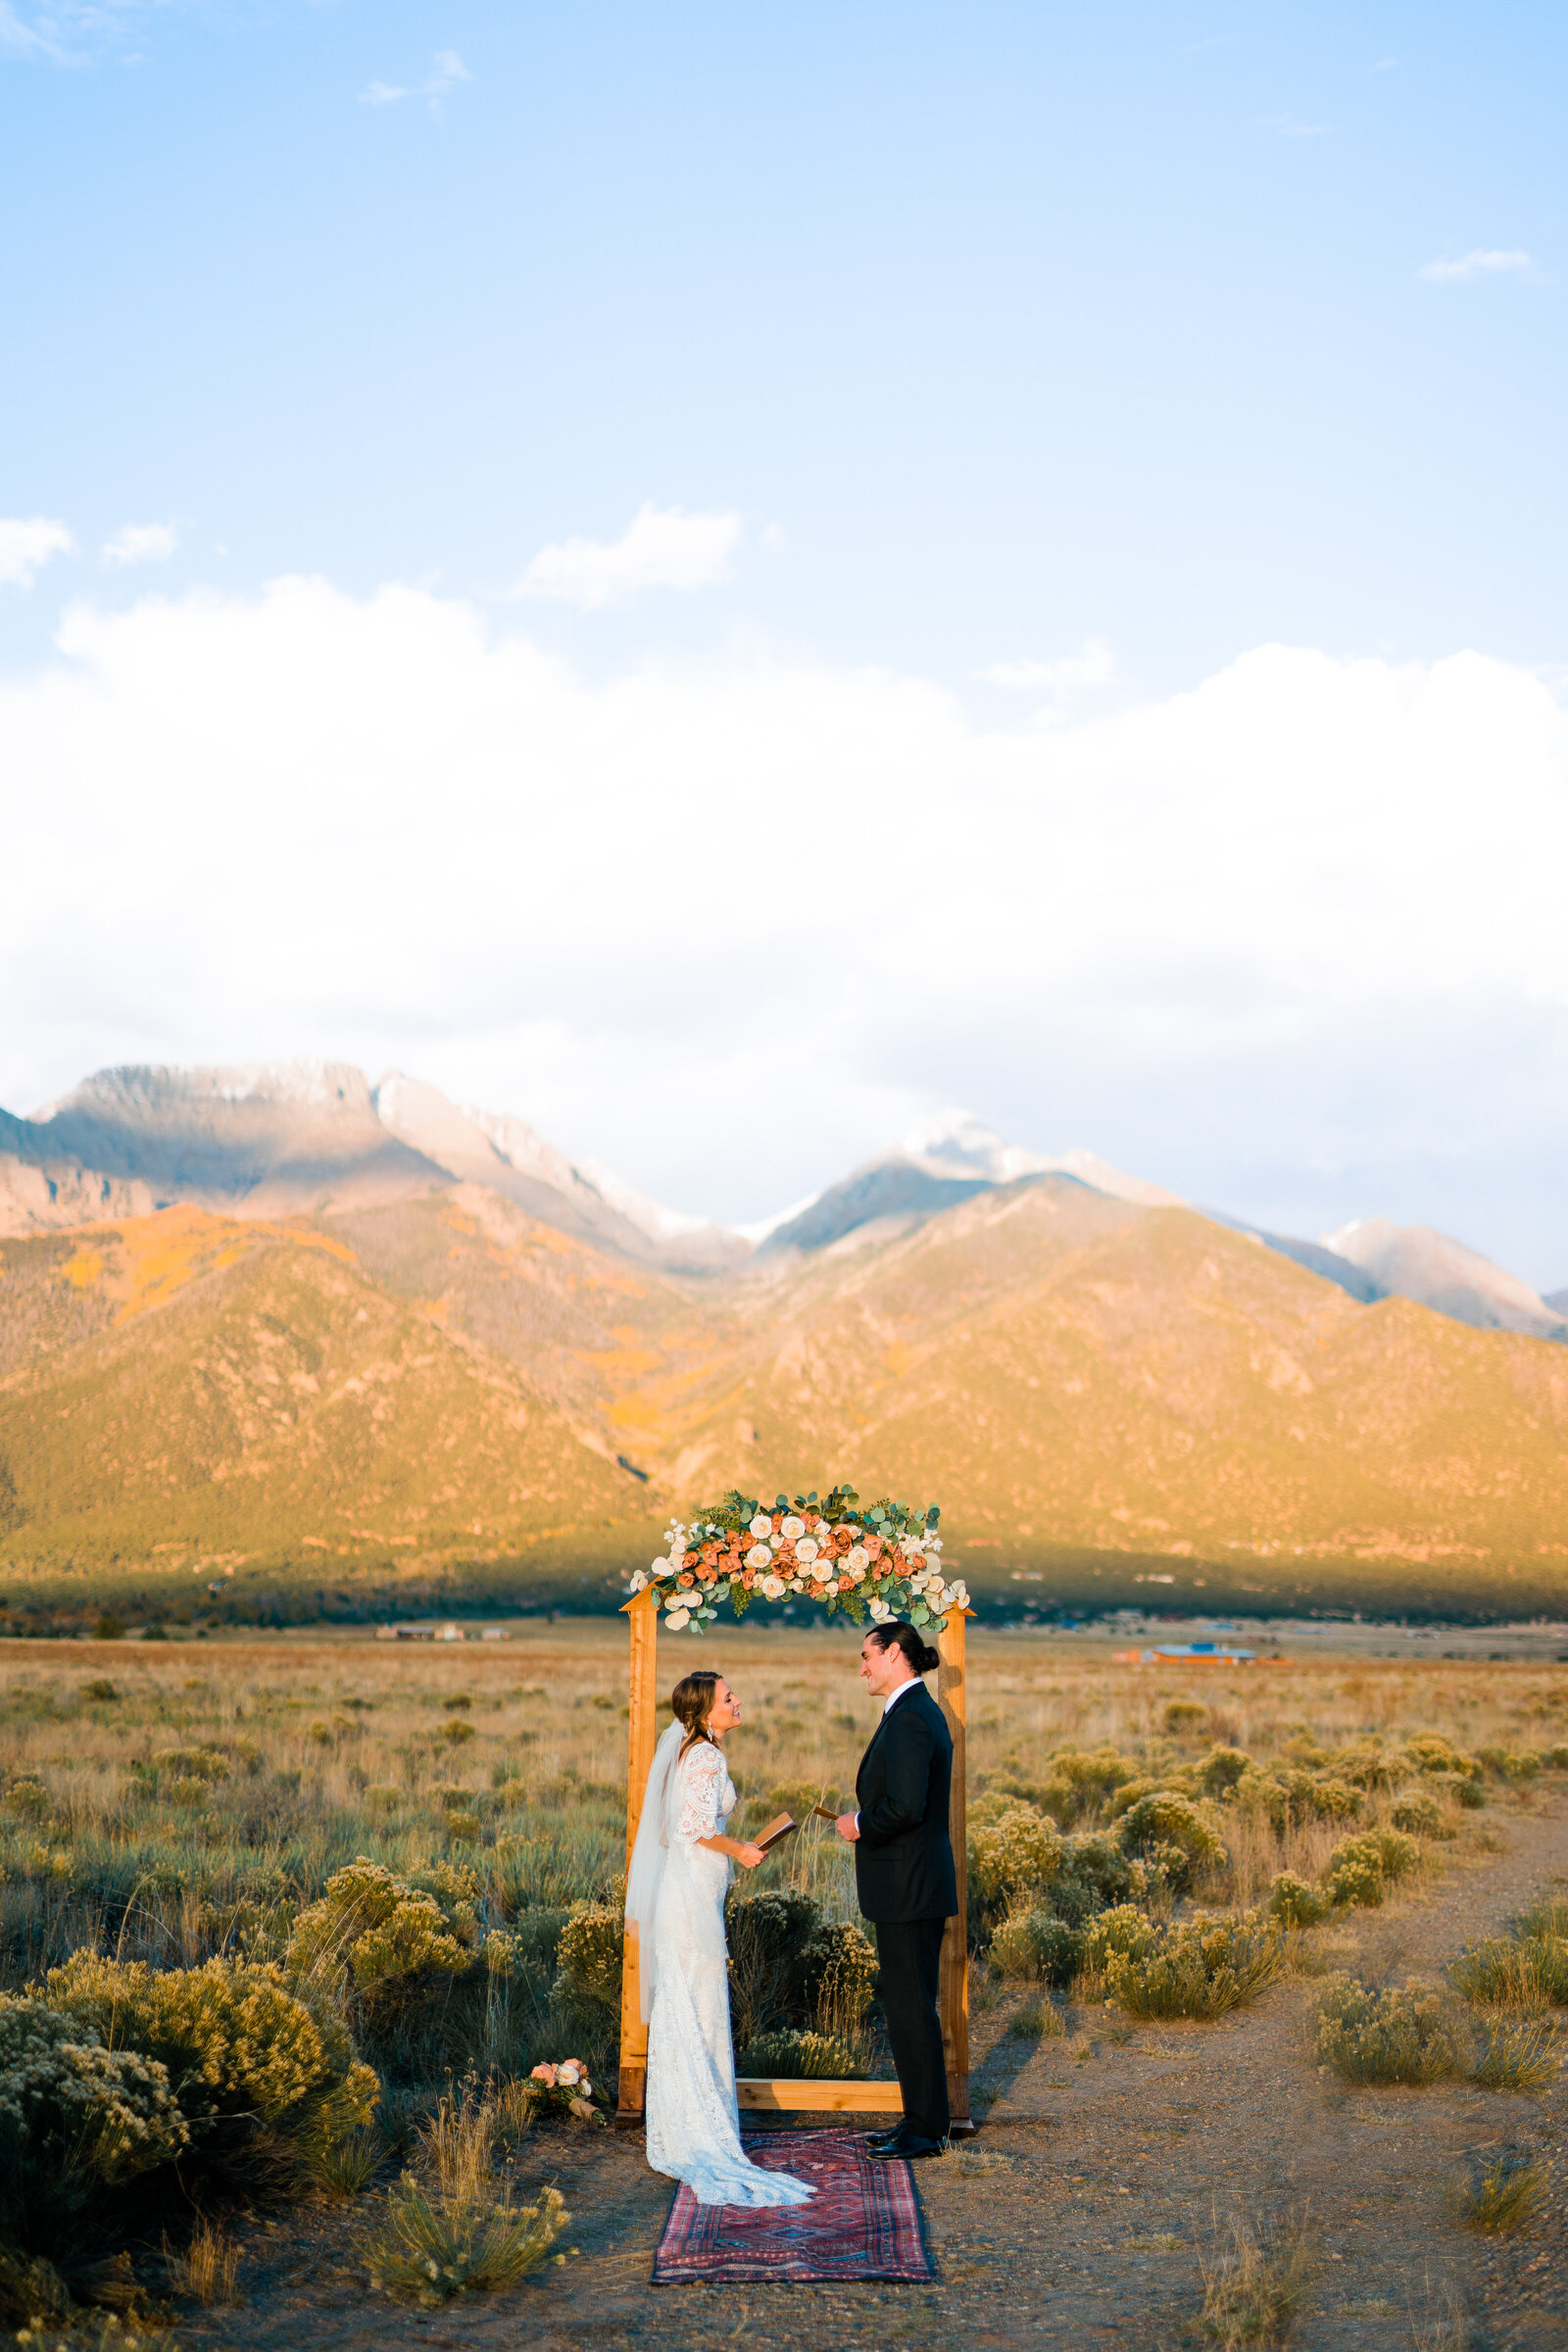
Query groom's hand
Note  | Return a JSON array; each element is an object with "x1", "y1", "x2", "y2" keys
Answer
[{"x1": 835, "y1": 1811, "x2": 860, "y2": 1842}]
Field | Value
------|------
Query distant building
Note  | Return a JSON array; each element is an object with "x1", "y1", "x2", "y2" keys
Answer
[
  {"x1": 375, "y1": 1622, "x2": 512, "y2": 1642},
  {"x1": 1111, "y1": 1642, "x2": 1259, "y2": 1665}
]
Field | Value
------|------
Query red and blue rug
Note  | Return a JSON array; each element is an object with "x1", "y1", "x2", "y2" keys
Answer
[{"x1": 652, "y1": 2128, "x2": 933, "y2": 2284}]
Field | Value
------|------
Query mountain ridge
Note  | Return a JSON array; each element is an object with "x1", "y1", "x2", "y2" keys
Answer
[
  {"x1": 5, "y1": 1179, "x2": 1568, "y2": 1619},
  {"x1": 1, "y1": 1061, "x2": 1562, "y2": 1344}
]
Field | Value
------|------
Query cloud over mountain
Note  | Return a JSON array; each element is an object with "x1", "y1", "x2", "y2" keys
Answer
[{"x1": 3, "y1": 575, "x2": 1567, "y2": 1280}]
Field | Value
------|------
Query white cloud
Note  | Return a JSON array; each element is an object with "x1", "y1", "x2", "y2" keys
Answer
[
  {"x1": 103, "y1": 522, "x2": 178, "y2": 568},
  {"x1": 360, "y1": 50, "x2": 471, "y2": 110},
  {"x1": 983, "y1": 640, "x2": 1115, "y2": 696},
  {"x1": 0, "y1": 516, "x2": 73, "y2": 588},
  {"x1": 1259, "y1": 116, "x2": 1327, "y2": 137},
  {"x1": 1418, "y1": 249, "x2": 1533, "y2": 284},
  {"x1": 2, "y1": 577, "x2": 1568, "y2": 1270},
  {"x1": 513, "y1": 504, "x2": 743, "y2": 609}
]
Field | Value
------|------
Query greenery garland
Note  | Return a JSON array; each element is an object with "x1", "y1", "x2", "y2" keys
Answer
[{"x1": 627, "y1": 1483, "x2": 969, "y2": 1634}]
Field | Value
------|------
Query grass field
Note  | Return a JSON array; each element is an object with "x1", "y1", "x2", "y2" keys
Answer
[{"x1": 2, "y1": 1622, "x2": 1565, "y2": 2340}]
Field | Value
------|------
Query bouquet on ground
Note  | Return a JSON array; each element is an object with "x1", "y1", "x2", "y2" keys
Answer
[
  {"x1": 525, "y1": 2059, "x2": 603, "y2": 2123},
  {"x1": 628, "y1": 1484, "x2": 968, "y2": 1634}
]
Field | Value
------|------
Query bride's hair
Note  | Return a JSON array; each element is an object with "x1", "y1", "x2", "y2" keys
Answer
[{"x1": 671, "y1": 1670, "x2": 723, "y2": 1760}]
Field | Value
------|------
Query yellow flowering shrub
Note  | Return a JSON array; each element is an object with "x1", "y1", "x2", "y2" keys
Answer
[
  {"x1": 554, "y1": 1901, "x2": 623, "y2": 2011},
  {"x1": 45, "y1": 1952, "x2": 377, "y2": 2134},
  {"x1": 968, "y1": 1805, "x2": 1065, "y2": 1909},
  {"x1": 0, "y1": 1993, "x2": 188, "y2": 2185},
  {"x1": 285, "y1": 1859, "x2": 470, "y2": 2011}
]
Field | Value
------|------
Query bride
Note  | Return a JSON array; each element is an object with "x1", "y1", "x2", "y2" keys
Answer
[{"x1": 625, "y1": 1669, "x2": 815, "y2": 2209}]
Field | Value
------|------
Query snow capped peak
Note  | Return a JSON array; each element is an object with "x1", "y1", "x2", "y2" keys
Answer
[
  {"x1": 34, "y1": 1060, "x2": 375, "y2": 1123},
  {"x1": 899, "y1": 1108, "x2": 1182, "y2": 1206}
]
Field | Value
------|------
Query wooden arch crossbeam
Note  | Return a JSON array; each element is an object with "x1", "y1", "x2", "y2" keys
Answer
[{"x1": 614, "y1": 1587, "x2": 973, "y2": 2134}]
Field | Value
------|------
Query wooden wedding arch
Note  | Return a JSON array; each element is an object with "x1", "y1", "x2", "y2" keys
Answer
[{"x1": 614, "y1": 1586, "x2": 974, "y2": 2134}]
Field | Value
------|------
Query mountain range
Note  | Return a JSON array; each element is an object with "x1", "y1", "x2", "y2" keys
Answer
[{"x1": 2, "y1": 1060, "x2": 1567, "y2": 1621}]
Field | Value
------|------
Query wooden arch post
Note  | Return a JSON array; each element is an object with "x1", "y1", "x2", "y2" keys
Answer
[{"x1": 614, "y1": 1590, "x2": 973, "y2": 2134}]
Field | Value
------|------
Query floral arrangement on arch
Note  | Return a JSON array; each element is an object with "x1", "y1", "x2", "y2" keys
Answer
[{"x1": 628, "y1": 1484, "x2": 969, "y2": 1635}]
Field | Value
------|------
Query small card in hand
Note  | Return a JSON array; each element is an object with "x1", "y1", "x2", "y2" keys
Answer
[{"x1": 752, "y1": 1812, "x2": 800, "y2": 1854}]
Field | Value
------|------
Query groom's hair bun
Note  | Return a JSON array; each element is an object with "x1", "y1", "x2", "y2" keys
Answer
[{"x1": 869, "y1": 1620, "x2": 940, "y2": 1676}]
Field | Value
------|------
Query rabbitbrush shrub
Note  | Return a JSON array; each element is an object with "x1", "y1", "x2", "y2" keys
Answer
[
  {"x1": 968, "y1": 1805, "x2": 1065, "y2": 1909},
  {"x1": 1324, "y1": 1830, "x2": 1419, "y2": 1911},
  {"x1": 48, "y1": 1952, "x2": 378, "y2": 2138},
  {"x1": 1316, "y1": 1976, "x2": 1460, "y2": 2084},
  {"x1": 286, "y1": 1860, "x2": 470, "y2": 2016},
  {"x1": 989, "y1": 1910, "x2": 1083, "y2": 1984},
  {"x1": 1104, "y1": 1912, "x2": 1283, "y2": 2022},
  {"x1": 1267, "y1": 1873, "x2": 1332, "y2": 1930},
  {"x1": 0, "y1": 1993, "x2": 188, "y2": 2187},
  {"x1": 736, "y1": 2029, "x2": 864, "y2": 2079},
  {"x1": 553, "y1": 1901, "x2": 624, "y2": 2013},
  {"x1": 1390, "y1": 1789, "x2": 1453, "y2": 1839},
  {"x1": 1115, "y1": 1792, "x2": 1227, "y2": 1892}
]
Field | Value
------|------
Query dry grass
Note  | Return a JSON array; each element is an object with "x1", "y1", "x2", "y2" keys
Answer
[
  {"x1": 1454, "y1": 2152, "x2": 1549, "y2": 2234},
  {"x1": 163, "y1": 2220, "x2": 239, "y2": 2305},
  {"x1": 357, "y1": 2085, "x2": 571, "y2": 2303},
  {"x1": 1469, "y1": 2019, "x2": 1560, "y2": 2092},
  {"x1": 1199, "y1": 2211, "x2": 1315, "y2": 2347}
]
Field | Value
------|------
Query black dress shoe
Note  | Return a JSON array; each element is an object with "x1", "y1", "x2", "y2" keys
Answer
[
  {"x1": 862, "y1": 2125, "x2": 903, "y2": 2151},
  {"x1": 867, "y1": 2129, "x2": 948, "y2": 2162}
]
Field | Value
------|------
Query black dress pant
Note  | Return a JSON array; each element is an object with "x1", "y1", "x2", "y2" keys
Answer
[{"x1": 874, "y1": 1915, "x2": 949, "y2": 2142}]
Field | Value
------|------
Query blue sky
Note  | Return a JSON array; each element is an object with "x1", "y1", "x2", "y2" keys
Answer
[
  {"x1": 6, "y1": 1, "x2": 1564, "y2": 680},
  {"x1": 3, "y1": 3, "x2": 1568, "y2": 1282}
]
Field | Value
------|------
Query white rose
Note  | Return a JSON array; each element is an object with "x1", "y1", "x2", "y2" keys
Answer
[
  {"x1": 787, "y1": 1578, "x2": 805, "y2": 1592},
  {"x1": 842, "y1": 1557, "x2": 866, "y2": 1585},
  {"x1": 846, "y1": 1545, "x2": 869, "y2": 1573},
  {"x1": 745, "y1": 1544, "x2": 772, "y2": 1569},
  {"x1": 749, "y1": 1514, "x2": 773, "y2": 1538},
  {"x1": 559, "y1": 2062, "x2": 581, "y2": 2083},
  {"x1": 761, "y1": 1574, "x2": 786, "y2": 1599},
  {"x1": 781, "y1": 1515, "x2": 806, "y2": 1540},
  {"x1": 796, "y1": 1536, "x2": 819, "y2": 1561},
  {"x1": 822, "y1": 1576, "x2": 841, "y2": 1593},
  {"x1": 664, "y1": 1607, "x2": 691, "y2": 1630}
]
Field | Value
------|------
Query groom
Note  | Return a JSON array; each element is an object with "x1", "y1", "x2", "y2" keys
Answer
[{"x1": 836, "y1": 1620, "x2": 956, "y2": 2160}]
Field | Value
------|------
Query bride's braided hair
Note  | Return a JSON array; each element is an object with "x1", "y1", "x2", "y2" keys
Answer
[{"x1": 671, "y1": 1670, "x2": 723, "y2": 1761}]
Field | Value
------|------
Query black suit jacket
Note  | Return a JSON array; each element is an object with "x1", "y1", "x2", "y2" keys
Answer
[{"x1": 853, "y1": 1683, "x2": 958, "y2": 1924}]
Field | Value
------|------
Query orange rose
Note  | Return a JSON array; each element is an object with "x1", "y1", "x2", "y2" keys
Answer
[
  {"x1": 864, "y1": 1534, "x2": 884, "y2": 1559},
  {"x1": 678, "y1": 1571, "x2": 696, "y2": 1589},
  {"x1": 741, "y1": 1568, "x2": 757, "y2": 1589}
]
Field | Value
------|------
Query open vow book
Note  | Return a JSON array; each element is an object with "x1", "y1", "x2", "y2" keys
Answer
[{"x1": 751, "y1": 1812, "x2": 801, "y2": 1853}]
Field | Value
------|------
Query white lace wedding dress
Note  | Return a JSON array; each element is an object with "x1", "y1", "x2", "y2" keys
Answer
[{"x1": 627, "y1": 1728, "x2": 814, "y2": 2209}]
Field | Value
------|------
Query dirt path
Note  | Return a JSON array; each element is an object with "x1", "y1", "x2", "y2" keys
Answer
[{"x1": 196, "y1": 1795, "x2": 1568, "y2": 2352}]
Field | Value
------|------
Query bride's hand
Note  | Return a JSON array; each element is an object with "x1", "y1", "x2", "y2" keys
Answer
[{"x1": 734, "y1": 1841, "x2": 766, "y2": 1869}]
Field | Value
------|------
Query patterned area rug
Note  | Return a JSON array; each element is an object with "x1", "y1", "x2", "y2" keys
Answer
[{"x1": 652, "y1": 2128, "x2": 933, "y2": 2284}]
